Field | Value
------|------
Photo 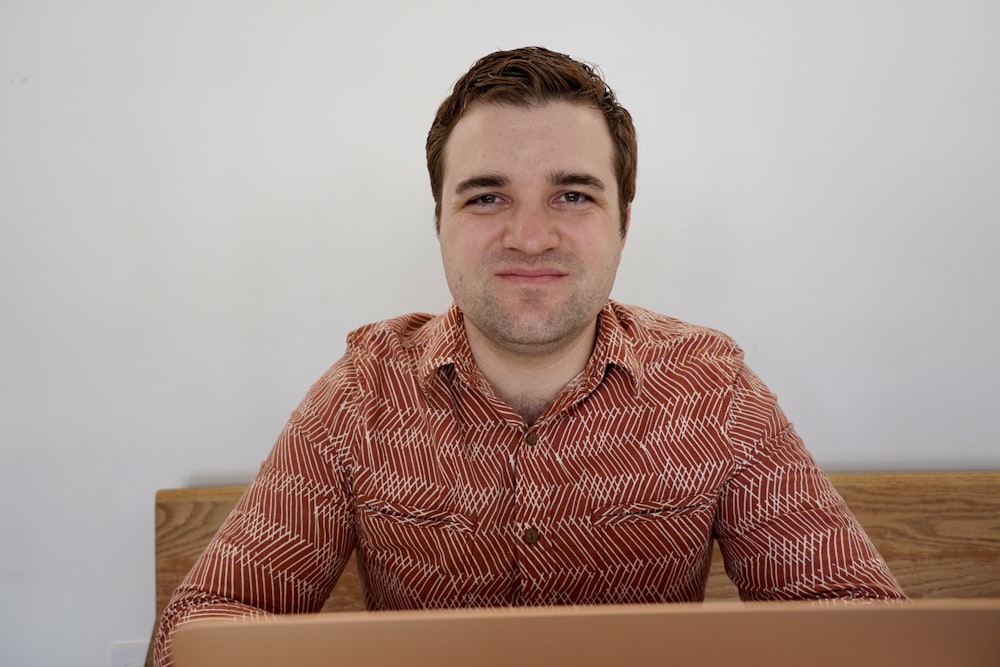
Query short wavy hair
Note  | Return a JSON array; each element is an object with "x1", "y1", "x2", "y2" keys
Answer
[{"x1": 426, "y1": 46, "x2": 637, "y2": 235}]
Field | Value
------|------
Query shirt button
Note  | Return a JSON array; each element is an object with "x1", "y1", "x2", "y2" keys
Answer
[
  {"x1": 523, "y1": 527, "x2": 541, "y2": 545},
  {"x1": 526, "y1": 431, "x2": 539, "y2": 446}
]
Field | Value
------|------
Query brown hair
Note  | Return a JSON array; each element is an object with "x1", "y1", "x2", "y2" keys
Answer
[{"x1": 426, "y1": 46, "x2": 637, "y2": 234}]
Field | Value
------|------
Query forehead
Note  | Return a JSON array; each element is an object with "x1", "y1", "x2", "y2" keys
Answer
[{"x1": 442, "y1": 101, "x2": 616, "y2": 184}]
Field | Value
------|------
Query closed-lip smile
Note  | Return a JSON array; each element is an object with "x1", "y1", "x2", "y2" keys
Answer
[{"x1": 495, "y1": 267, "x2": 567, "y2": 282}]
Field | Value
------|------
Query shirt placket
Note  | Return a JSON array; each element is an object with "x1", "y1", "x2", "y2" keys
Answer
[{"x1": 511, "y1": 423, "x2": 550, "y2": 604}]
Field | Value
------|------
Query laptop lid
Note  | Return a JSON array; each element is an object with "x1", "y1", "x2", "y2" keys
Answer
[{"x1": 172, "y1": 599, "x2": 1000, "y2": 667}]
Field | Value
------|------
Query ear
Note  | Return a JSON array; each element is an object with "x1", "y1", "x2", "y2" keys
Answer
[{"x1": 620, "y1": 204, "x2": 631, "y2": 245}]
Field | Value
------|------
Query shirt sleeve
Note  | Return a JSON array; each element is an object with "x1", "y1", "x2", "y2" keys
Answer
[
  {"x1": 152, "y1": 354, "x2": 360, "y2": 667},
  {"x1": 715, "y1": 360, "x2": 906, "y2": 601}
]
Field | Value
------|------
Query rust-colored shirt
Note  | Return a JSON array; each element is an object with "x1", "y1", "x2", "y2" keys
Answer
[{"x1": 155, "y1": 301, "x2": 903, "y2": 665}]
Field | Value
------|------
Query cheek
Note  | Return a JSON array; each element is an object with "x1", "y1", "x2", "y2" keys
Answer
[
  {"x1": 441, "y1": 223, "x2": 496, "y2": 262},
  {"x1": 439, "y1": 234, "x2": 480, "y2": 283},
  {"x1": 565, "y1": 225, "x2": 623, "y2": 259}
]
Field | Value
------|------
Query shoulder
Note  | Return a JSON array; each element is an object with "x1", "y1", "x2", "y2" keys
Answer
[
  {"x1": 298, "y1": 312, "x2": 444, "y2": 420},
  {"x1": 304, "y1": 312, "x2": 442, "y2": 392},
  {"x1": 609, "y1": 301, "x2": 743, "y2": 362},
  {"x1": 342, "y1": 310, "x2": 460, "y2": 392},
  {"x1": 346, "y1": 311, "x2": 440, "y2": 354}
]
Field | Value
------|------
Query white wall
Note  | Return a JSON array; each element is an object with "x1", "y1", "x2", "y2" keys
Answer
[{"x1": 2, "y1": 1, "x2": 998, "y2": 664}]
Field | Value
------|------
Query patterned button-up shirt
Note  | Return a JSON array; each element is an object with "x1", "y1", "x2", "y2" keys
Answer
[{"x1": 156, "y1": 301, "x2": 904, "y2": 664}]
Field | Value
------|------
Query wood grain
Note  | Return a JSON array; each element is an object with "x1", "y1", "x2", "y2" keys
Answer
[{"x1": 150, "y1": 470, "x2": 1000, "y2": 666}]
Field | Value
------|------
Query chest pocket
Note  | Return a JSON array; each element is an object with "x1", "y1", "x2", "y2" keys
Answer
[
  {"x1": 359, "y1": 497, "x2": 477, "y2": 532},
  {"x1": 591, "y1": 491, "x2": 718, "y2": 527}
]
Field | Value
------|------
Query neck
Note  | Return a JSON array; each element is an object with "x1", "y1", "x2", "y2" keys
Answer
[{"x1": 464, "y1": 319, "x2": 597, "y2": 425}]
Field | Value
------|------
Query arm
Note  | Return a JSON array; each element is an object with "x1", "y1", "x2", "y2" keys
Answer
[
  {"x1": 152, "y1": 357, "x2": 361, "y2": 666},
  {"x1": 715, "y1": 361, "x2": 905, "y2": 601}
]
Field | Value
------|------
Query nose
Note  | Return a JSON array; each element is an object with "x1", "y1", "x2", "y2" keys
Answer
[{"x1": 503, "y1": 202, "x2": 559, "y2": 255}]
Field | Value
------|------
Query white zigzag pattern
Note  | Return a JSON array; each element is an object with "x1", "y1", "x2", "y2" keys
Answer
[{"x1": 156, "y1": 301, "x2": 904, "y2": 666}]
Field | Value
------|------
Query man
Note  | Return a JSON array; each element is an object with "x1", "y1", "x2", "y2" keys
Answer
[{"x1": 153, "y1": 46, "x2": 904, "y2": 666}]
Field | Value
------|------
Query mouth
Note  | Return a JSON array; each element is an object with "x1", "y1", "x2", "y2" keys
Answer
[{"x1": 495, "y1": 267, "x2": 568, "y2": 284}]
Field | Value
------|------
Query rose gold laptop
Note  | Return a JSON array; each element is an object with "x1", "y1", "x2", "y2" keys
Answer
[{"x1": 172, "y1": 599, "x2": 1000, "y2": 667}]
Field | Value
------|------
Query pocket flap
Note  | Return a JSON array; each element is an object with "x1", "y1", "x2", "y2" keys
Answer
[
  {"x1": 360, "y1": 497, "x2": 476, "y2": 530},
  {"x1": 592, "y1": 491, "x2": 717, "y2": 525}
]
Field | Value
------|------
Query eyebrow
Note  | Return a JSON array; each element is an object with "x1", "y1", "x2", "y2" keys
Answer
[
  {"x1": 453, "y1": 171, "x2": 606, "y2": 195},
  {"x1": 454, "y1": 174, "x2": 509, "y2": 195},
  {"x1": 550, "y1": 171, "x2": 606, "y2": 191}
]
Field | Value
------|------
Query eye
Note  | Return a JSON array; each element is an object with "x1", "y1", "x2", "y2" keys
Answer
[
  {"x1": 556, "y1": 191, "x2": 591, "y2": 205},
  {"x1": 465, "y1": 193, "x2": 508, "y2": 210}
]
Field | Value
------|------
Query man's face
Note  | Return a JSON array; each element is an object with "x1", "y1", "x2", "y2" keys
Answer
[{"x1": 438, "y1": 101, "x2": 629, "y2": 358}]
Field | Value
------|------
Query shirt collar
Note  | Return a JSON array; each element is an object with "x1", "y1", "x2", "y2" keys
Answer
[
  {"x1": 589, "y1": 300, "x2": 644, "y2": 396},
  {"x1": 414, "y1": 303, "x2": 470, "y2": 385},
  {"x1": 415, "y1": 301, "x2": 643, "y2": 396}
]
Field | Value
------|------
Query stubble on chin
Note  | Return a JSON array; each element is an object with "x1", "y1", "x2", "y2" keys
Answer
[
  {"x1": 446, "y1": 247, "x2": 618, "y2": 355},
  {"x1": 462, "y1": 284, "x2": 600, "y2": 356}
]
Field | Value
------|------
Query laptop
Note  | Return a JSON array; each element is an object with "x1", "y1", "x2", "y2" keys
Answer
[{"x1": 172, "y1": 598, "x2": 1000, "y2": 667}]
